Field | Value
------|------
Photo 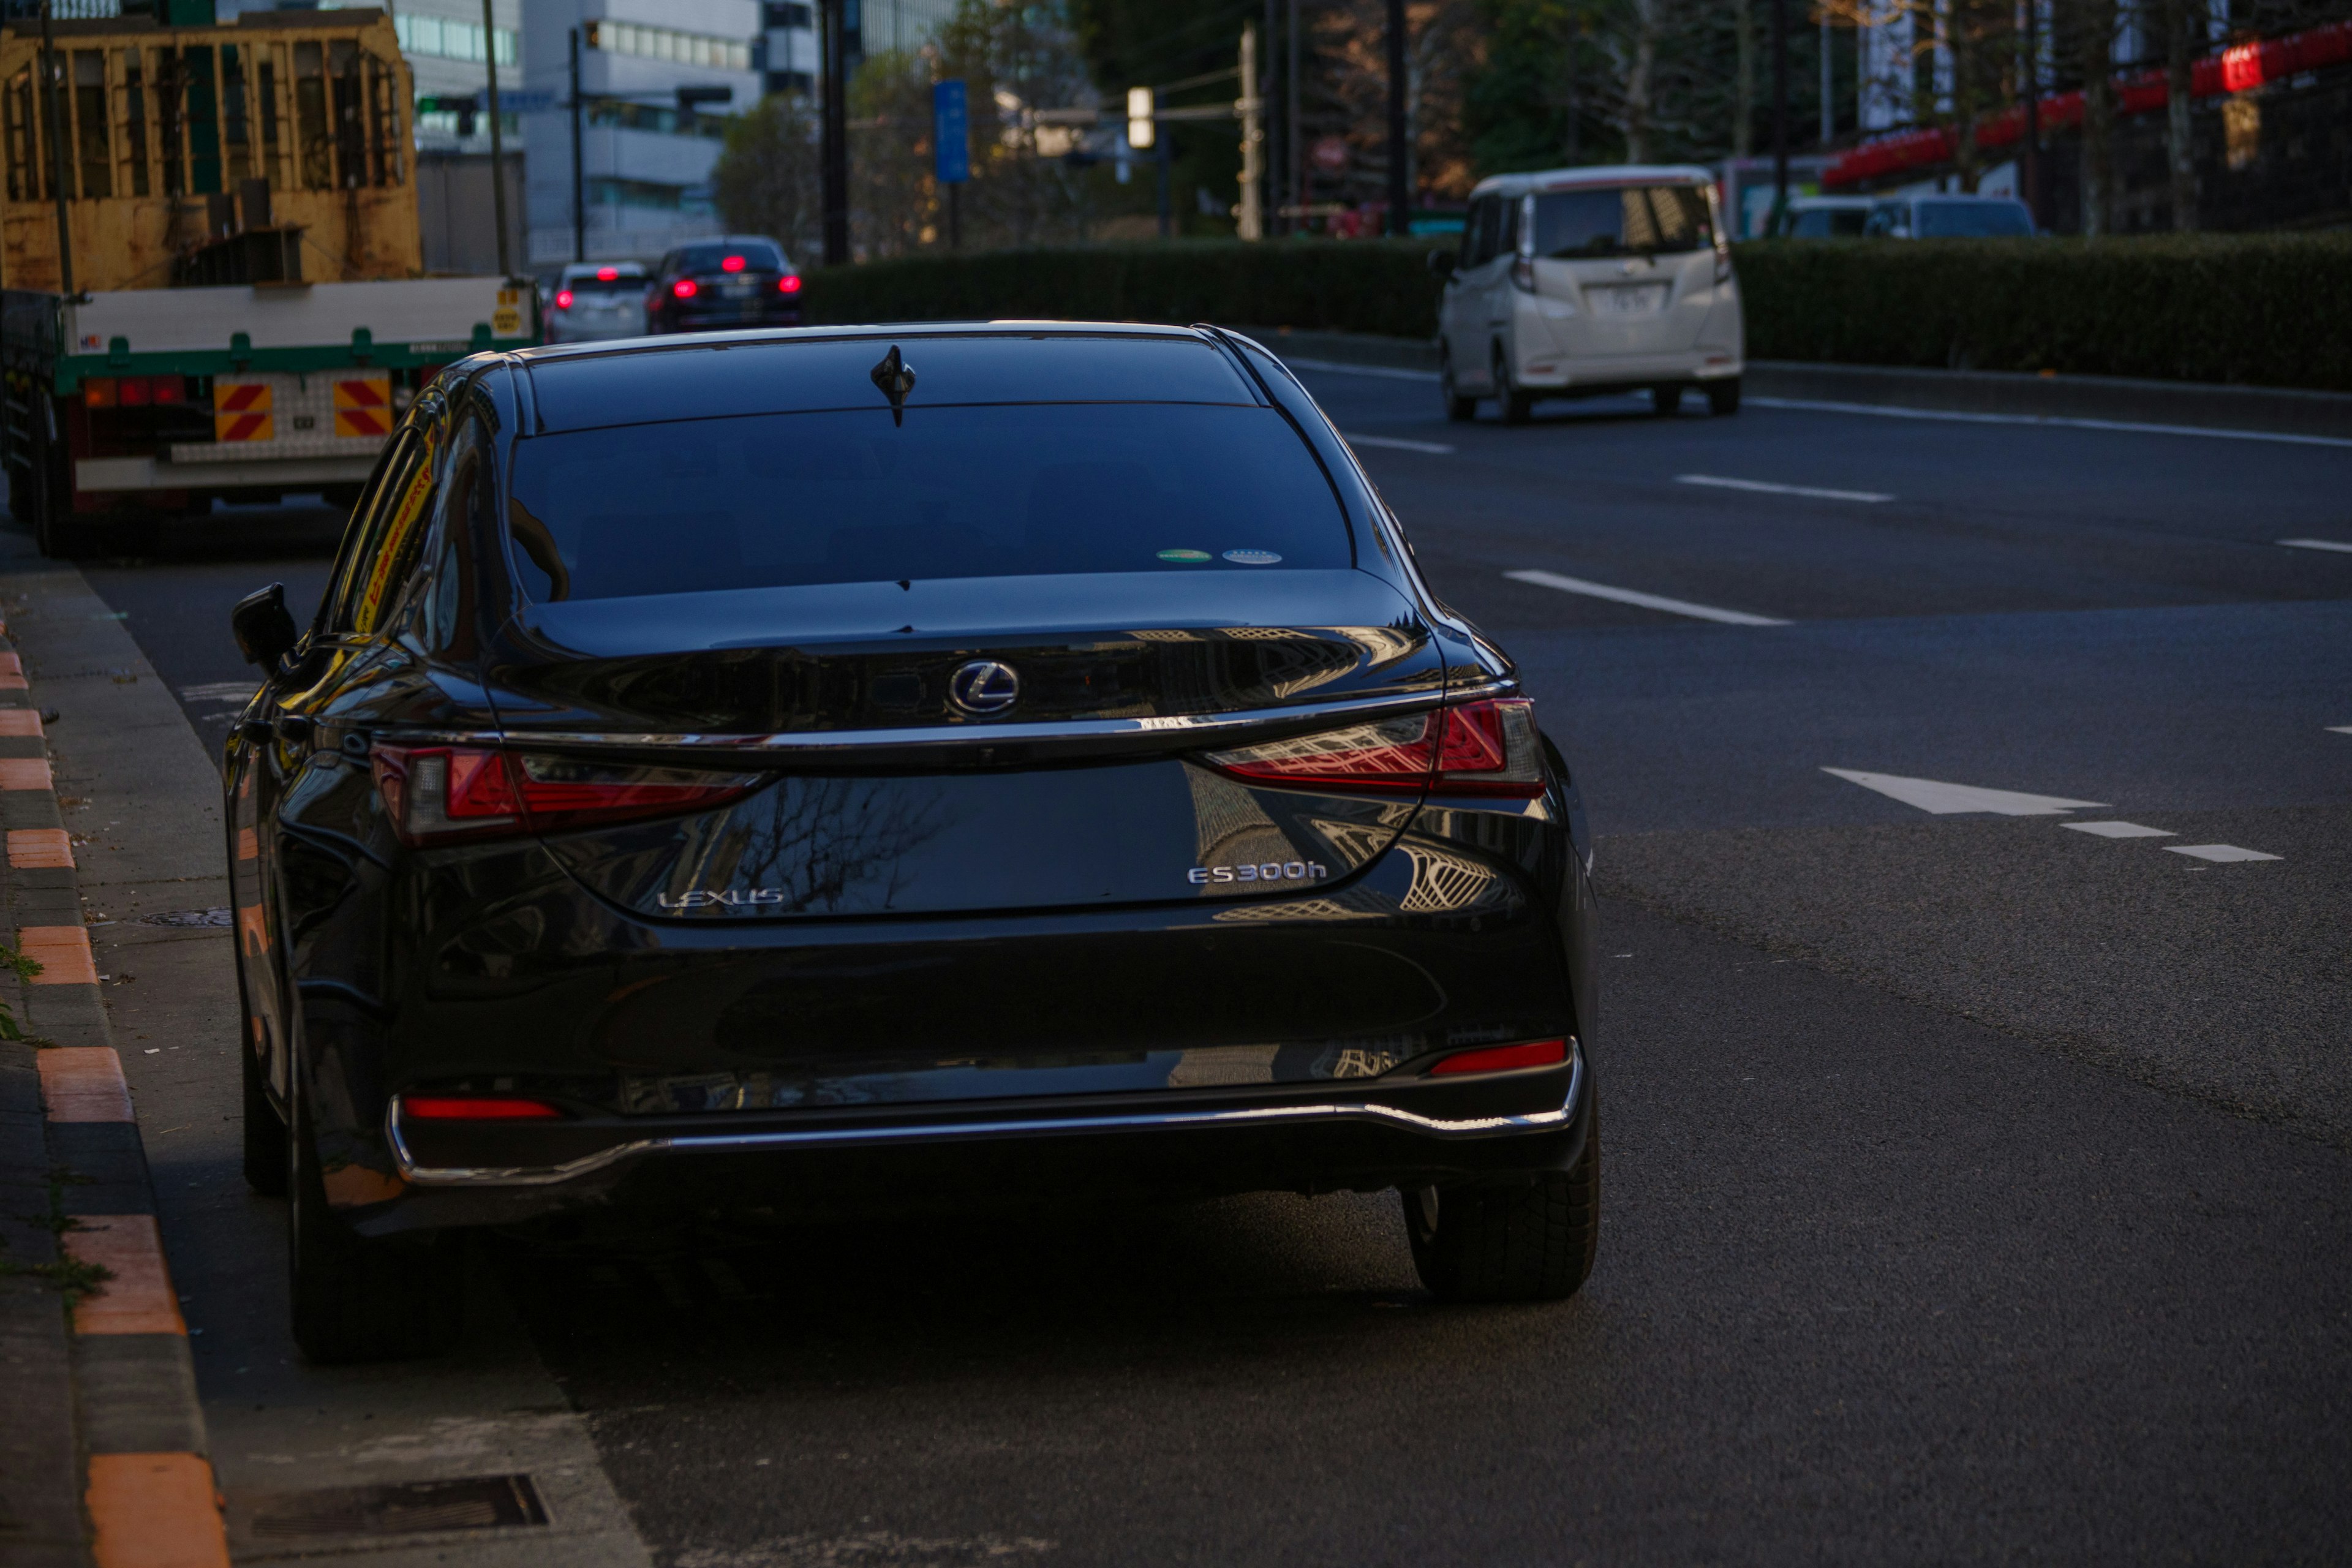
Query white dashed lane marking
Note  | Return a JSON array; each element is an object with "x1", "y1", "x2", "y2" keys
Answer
[
  {"x1": 1676, "y1": 474, "x2": 1893, "y2": 503},
  {"x1": 2165, "y1": 844, "x2": 2284, "y2": 864},
  {"x1": 2061, "y1": 821, "x2": 2174, "y2": 839},
  {"x1": 1344, "y1": 432, "x2": 1457, "y2": 454},
  {"x1": 2279, "y1": 538, "x2": 2352, "y2": 554},
  {"x1": 1505, "y1": 569, "x2": 1790, "y2": 627}
]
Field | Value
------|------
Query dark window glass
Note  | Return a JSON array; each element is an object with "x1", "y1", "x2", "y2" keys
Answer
[
  {"x1": 326, "y1": 429, "x2": 439, "y2": 634},
  {"x1": 1499, "y1": 194, "x2": 1520, "y2": 255},
  {"x1": 678, "y1": 239, "x2": 784, "y2": 273},
  {"x1": 1531, "y1": 184, "x2": 1712, "y2": 257},
  {"x1": 562, "y1": 271, "x2": 644, "y2": 295},
  {"x1": 1790, "y1": 207, "x2": 1868, "y2": 238},
  {"x1": 1915, "y1": 198, "x2": 2034, "y2": 237},
  {"x1": 505, "y1": 404, "x2": 1348, "y2": 603}
]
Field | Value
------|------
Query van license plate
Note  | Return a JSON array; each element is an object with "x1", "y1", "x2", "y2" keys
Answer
[{"x1": 1594, "y1": 284, "x2": 1667, "y2": 315}]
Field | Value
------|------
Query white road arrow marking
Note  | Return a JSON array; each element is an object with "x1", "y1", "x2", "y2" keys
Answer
[
  {"x1": 2280, "y1": 538, "x2": 2352, "y2": 554},
  {"x1": 1506, "y1": 569, "x2": 1790, "y2": 627},
  {"x1": 1822, "y1": 768, "x2": 2109, "y2": 816}
]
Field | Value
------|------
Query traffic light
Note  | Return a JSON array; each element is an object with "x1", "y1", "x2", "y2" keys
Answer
[{"x1": 1126, "y1": 86, "x2": 1154, "y2": 151}]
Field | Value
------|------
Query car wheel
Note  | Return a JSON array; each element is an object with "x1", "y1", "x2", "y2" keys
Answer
[
  {"x1": 1706, "y1": 378, "x2": 1741, "y2": 417},
  {"x1": 287, "y1": 1074, "x2": 462, "y2": 1364},
  {"x1": 1438, "y1": 347, "x2": 1476, "y2": 423},
  {"x1": 241, "y1": 1022, "x2": 288, "y2": 1197},
  {"x1": 1649, "y1": 384, "x2": 1683, "y2": 418},
  {"x1": 1494, "y1": 347, "x2": 1534, "y2": 426},
  {"x1": 1403, "y1": 1095, "x2": 1598, "y2": 1303}
]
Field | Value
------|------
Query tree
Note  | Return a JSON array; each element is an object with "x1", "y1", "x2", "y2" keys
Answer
[{"x1": 711, "y1": 94, "x2": 824, "y2": 260}]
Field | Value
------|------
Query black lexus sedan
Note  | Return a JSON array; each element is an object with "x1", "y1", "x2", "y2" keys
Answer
[
  {"x1": 225, "y1": 324, "x2": 1600, "y2": 1363},
  {"x1": 645, "y1": 235, "x2": 803, "y2": 334}
]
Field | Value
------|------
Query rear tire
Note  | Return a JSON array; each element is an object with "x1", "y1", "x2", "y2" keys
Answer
[
  {"x1": 1648, "y1": 384, "x2": 1683, "y2": 418},
  {"x1": 1494, "y1": 347, "x2": 1534, "y2": 426},
  {"x1": 1706, "y1": 377, "x2": 1741, "y2": 417},
  {"x1": 1403, "y1": 1096, "x2": 1598, "y2": 1303},
  {"x1": 1438, "y1": 348, "x2": 1475, "y2": 423},
  {"x1": 287, "y1": 1077, "x2": 462, "y2": 1363}
]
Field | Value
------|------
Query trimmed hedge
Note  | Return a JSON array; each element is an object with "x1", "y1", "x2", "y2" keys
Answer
[
  {"x1": 806, "y1": 239, "x2": 1442, "y2": 339},
  {"x1": 806, "y1": 233, "x2": 2352, "y2": 391},
  {"x1": 1733, "y1": 233, "x2": 2352, "y2": 391}
]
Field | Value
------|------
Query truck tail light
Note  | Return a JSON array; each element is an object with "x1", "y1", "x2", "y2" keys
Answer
[
  {"x1": 371, "y1": 745, "x2": 758, "y2": 846},
  {"x1": 1428, "y1": 1038, "x2": 1566, "y2": 1076},
  {"x1": 399, "y1": 1095, "x2": 565, "y2": 1120},
  {"x1": 1202, "y1": 698, "x2": 1546, "y2": 799}
]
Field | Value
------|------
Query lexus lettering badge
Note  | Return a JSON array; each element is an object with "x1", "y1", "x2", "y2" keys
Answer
[{"x1": 948, "y1": 660, "x2": 1020, "y2": 715}]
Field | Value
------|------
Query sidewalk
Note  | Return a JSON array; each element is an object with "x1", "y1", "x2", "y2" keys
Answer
[
  {"x1": 0, "y1": 546, "x2": 227, "y2": 1566},
  {"x1": 0, "y1": 529, "x2": 652, "y2": 1567}
]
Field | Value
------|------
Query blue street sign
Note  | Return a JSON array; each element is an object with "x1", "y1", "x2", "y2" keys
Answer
[{"x1": 933, "y1": 79, "x2": 970, "y2": 185}]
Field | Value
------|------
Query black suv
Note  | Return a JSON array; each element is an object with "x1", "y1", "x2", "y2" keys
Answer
[{"x1": 646, "y1": 236, "x2": 804, "y2": 334}]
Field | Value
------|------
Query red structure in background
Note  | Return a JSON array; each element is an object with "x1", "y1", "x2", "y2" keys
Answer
[{"x1": 1823, "y1": 20, "x2": 2352, "y2": 189}]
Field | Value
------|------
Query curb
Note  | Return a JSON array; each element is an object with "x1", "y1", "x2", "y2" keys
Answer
[
  {"x1": 0, "y1": 635, "x2": 229, "y2": 1567},
  {"x1": 1231, "y1": 325, "x2": 2352, "y2": 439}
]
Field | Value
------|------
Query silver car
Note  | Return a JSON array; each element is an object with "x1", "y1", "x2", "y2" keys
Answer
[
  {"x1": 545, "y1": 262, "x2": 650, "y2": 344},
  {"x1": 1434, "y1": 164, "x2": 1744, "y2": 424}
]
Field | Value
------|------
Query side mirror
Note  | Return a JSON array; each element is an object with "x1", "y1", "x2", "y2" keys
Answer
[
  {"x1": 1426, "y1": 249, "x2": 1457, "y2": 281},
  {"x1": 231, "y1": 582, "x2": 299, "y2": 669}
]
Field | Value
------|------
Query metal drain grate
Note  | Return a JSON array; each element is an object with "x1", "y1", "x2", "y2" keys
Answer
[
  {"x1": 139, "y1": 907, "x2": 233, "y2": 926},
  {"x1": 241, "y1": 1474, "x2": 548, "y2": 1539}
]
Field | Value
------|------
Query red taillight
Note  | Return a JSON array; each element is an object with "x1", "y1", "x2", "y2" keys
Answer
[
  {"x1": 721, "y1": 254, "x2": 745, "y2": 273},
  {"x1": 1428, "y1": 1038, "x2": 1566, "y2": 1076},
  {"x1": 149, "y1": 375, "x2": 185, "y2": 405},
  {"x1": 595, "y1": 265, "x2": 618, "y2": 281},
  {"x1": 555, "y1": 288, "x2": 575, "y2": 309},
  {"x1": 778, "y1": 274, "x2": 802, "y2": 293},
  {"x1": 673, "y1": 278, "x2": 698, "y2": 299},
  {"x1": 83, "y1": 377, "x2": 117, "y2": 407},
  {"x1": 400, "y1": 1095, "x2": 565, "y2": 1121},
  {"x1": 372, "y1": 744, "x2": 756, "y2": 846},
  {"x1": 1204, "y1": 698, "x2": 1546, "y2": 798}
]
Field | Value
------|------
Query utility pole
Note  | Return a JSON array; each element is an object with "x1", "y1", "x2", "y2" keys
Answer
[
  {"x1": 481, "y1": 0, "x2": 509, "y2": 276},
  {"x1": 820, "y1": 0, "x2": 849, "y2": 265},
  {"x1": 1384, "y1": 0, "x2": 1408, "y2": 236},
  {"x1": 1157, "y1": 127, "x2": 1172, "y2": 239},
  {"x1": 2021, "y1": 0, "x2": 2043, "y2": 227},
  {"x1": 39, "y1": 1, "x2": 72, "y2": 297},
  {"x1": 1285, "y1": 0, "x2": 1300, "y2": 236},
  {"x1": 1237, "y1": 26, "x2": 1264, "y2": 240},
  {"x1": 1770, "y1": 0, "x2": 1790, "y2": 228},
  {"x1": 568, "y1": 27, "x2": 584, "y2": 262},
  {"x1": 1262, "y1": 0, "x2": 1280, "y2": 235},
  {"x1": 1820, "y1": 7, "x2": 1833, "y2": 145}
]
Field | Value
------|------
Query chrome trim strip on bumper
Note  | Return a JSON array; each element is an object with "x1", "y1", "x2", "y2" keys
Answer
[
  {"x1": 380, "y1": 682, "x2": 1512, "y2": 758},
  {"x1": 388, "y1": 1044, "x2": 1583, "y2": 1189}
]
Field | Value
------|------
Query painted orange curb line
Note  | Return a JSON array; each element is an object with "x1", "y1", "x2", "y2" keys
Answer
[
  {"x1": 37, "y1": 1046, "x2": 130, "y2": 1120},
  {"x1": 85, "y1": 1453, "x2": 231, "y2": 1568},
  {"x1": 20, "y1": 923, "x2": 99, "y2": 984},
  {"x1": 0, "y1": 755, "x2": 53, "y2": 789},
  {"x1": 64, "y1": 1215, "x2": 187, "y2": 1336},
  {"x1": 7, "y1": 826, "x2": 72, "y2": 867},
  {"x1": 0, "y1": 706, "x2": 43, "y2": 736}
]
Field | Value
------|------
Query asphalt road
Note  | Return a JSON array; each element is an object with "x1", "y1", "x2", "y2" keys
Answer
[{"x1": 61, "y1": 372, "x2": 2352, "y2": 1566}]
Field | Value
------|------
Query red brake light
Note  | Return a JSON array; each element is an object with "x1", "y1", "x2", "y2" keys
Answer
[
  {"x1": 372, "y1": 744, "x2": 756, "y2": 846},
  {"x1": 121, "y1": 377, "x2": 154, "y2": 407},
  {"x1": 554, "y1": 288, "x2": 575, "y2": 309},
  {"x1": 1204, "y1": 698, "x2": 1546, "y2": 797},
  {"x1": 595, "y1": 265, "x2": 618, "y2": 281},
  {"x1": 1428, "y1": 1039, "x2": 1567, "y2": 1076},
  {"x1": 149, "y1": 375, "x2": 184, "y2": 405},
  {"x1": 721, "y1": 254, "x2": 745, "y2": 273},
  {"x1": 399, "y1": 1095, "x2": 565, "y2": 1121},
  {"x1": 673, "y1": 278, "x2": 698, "y2": 299},
  {"x1": 778, "y1": 274, "x2": 802, "y2": 293}
]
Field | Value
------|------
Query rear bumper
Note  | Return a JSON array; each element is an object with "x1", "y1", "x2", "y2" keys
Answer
[
  {"x1": 361, "y1": 1042, "x2": 1588, "y2": 1233},
  {"x1": 1515, "y1": 349, "x2": 1744, "y2": 391}
]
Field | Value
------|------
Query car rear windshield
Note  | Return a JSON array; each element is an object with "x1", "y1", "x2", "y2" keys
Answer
[
  {"x1": 1532, "y1": 185, "x2": 1712, "y2": 257},
  {"x1": 504, "y1": 404, "x2": 1348, "y2": 603},
  {"x1": 1915, "y1": 200, "x2": 2033, "y2": 237},
  {"x1": 679, "y1": 241, "x2": 785, "y2": 273}
]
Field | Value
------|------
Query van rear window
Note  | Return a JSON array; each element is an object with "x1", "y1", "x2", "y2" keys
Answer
[
  {"x1": 505, "y1": 404, "x2": 1349, "y2": 603},
  {"x1": 1533, "y1": 186, "x2": 1713, "y2": 257}
]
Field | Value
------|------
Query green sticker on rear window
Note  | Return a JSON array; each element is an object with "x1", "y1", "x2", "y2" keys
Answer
[{"x1": 1158, "y1": 549, "x2": 1212, "y2": 562}]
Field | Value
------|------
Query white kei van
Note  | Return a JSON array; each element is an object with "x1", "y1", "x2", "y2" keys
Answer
[{"x1": 1433, "y1": 164, "x2": 1744, "y2": 423}]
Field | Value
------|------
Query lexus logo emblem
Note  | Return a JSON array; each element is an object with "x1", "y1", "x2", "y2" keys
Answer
[{"x1": 948, "y1": 660, "x2": 1020, "y2": 716}]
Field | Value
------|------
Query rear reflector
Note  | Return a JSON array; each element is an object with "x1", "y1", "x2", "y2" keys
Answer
[
  {"x1": 400, "y1": 1095, "x2": 565, "y2": 1121},
  {"x1": 372, "y1": 745, "x2": 758, "y2": 846},
  {"x1": 1204, "y1": 697, "x2": 1546, "y2": 797},
  {"x1": 1428, "y1": 1038, "x2": 1567, "y2": 1076}
]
